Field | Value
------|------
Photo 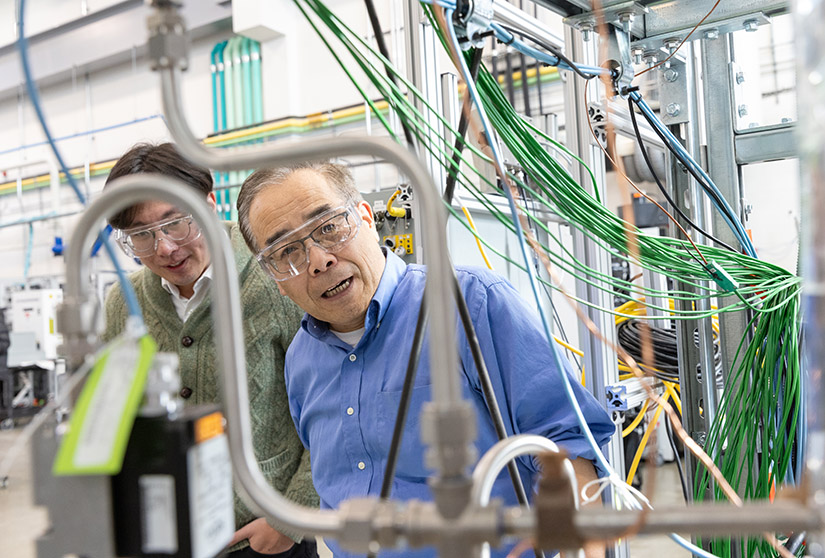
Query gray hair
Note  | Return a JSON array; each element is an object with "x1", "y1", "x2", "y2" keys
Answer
[{"x1": 237, "y1": 161, "x2": 362, "y2": 254}]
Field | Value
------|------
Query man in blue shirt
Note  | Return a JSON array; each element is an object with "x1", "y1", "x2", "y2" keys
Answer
[{"x1": 236, "y1": 162, "x2": 615, "y2": 557}]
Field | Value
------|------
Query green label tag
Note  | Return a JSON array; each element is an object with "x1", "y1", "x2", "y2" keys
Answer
[{"x1": 53, "y1": 335, "x2": 157, "y2": 476}]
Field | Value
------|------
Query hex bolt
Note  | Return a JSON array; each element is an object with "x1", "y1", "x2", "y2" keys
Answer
[
  {"x1": 704, "y1": 28, "x2": 720, "y2": 40},
  {"x1": 663, "y1": 68, "x2": 679, "y2": 82},
  {"x1": 618, "y1": 12, "x2": 635, "y2": 34},
  {"x1": 666, "y1": 103, "x2": 681, "y2": 117},
  {"x1": 663, "y1": 39, "x2": 680, "y2": 54},
  {"x1": 632, "y1": 48, "x2": 644, "y2": 65},
  {"x1": 579, "y1": 22, "x2": 594, "y2": 42},
  {"x1": 736, "y1": 71, "x2": 745, "y2": 85},
  {"x1": 743, "y1": 19, "x2": 759, "y2": 32},
  {"x1": 738, "y1": 104, "x2": 749, "y2": 117}
]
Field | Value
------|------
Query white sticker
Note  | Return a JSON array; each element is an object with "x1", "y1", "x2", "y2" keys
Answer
[
  {"x1": 139, "y1": 474, "x2": 179, "y2": 554},
  {"x1": 187, "y1": 434, "x2": 234, "y2": 558},
  {"x1": 72, "y1": 342, "x2": 141, "y2": 468}
]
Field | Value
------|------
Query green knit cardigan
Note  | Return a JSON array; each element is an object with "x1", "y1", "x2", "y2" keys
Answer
[{"x1": 102, "y1": 222, "x2": 318, "y2": 541}]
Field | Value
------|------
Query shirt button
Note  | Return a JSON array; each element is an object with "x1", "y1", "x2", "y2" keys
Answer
[
  {"x1": 181, "y1": 336, "x2": 194, "y2": 347},
  {"x1": 357, "y1": 461, "x2": 366, "y2": 470},
  {"x1": 346, "y1": 407, "x2": 354, "y2": 415},
  {"x1": 180, "y1": 387, "x2": 193, "y2": 399},
  {"x1": 349, "y1": 354, "x2": 357, "y2": 362}
]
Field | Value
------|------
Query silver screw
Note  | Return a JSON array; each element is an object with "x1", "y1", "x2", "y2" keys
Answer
[
  {"x1": 735, "y1": 71, "x2": 745, "y2": 84},
  {"x1": 666, "y1": 103, "x2": 681, "y2": 117},
  {"x1": 643, "y1": 51, "x2": 659, "y2": 68},
  {"x1": 618, "y1": 12, "x2": 635, "y2": 34},
  {"x1": 663, "y1": 68, "x2": 679, "y2": 82},
  {"x1": 738, "y1": 104, "x2": 749, "y2": 117},
  {"x1": 743, "y1": 19, "x2": 759, "y2": 32},
  {"x1": 579, "y1": 22, "x2": 594, "y2": 42},
  {"x1": 703, "y1": 28, "x2": 719, "y2": 40},
  {"x1": 663, "y1": 39, "x2": 680, "y2": 54},
  {"x1": 632, "y1": 48, "x2": 644, "y2": 65}
]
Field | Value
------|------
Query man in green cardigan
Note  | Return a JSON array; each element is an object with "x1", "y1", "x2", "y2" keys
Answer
[{"x1": 101, "y1": 143, "x2": 319, "y2": 558}]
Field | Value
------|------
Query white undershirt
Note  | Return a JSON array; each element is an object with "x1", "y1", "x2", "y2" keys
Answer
[
  {"x1": 331, "y1": 326, "x2": 366, "y2": 347},
  {"x1": 161, "y1": 265, "x2": 213, "y2": 322}
]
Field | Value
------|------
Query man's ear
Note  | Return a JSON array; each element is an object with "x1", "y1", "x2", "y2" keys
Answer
[
  {"x1": 206, "y1": 192, "x2": 218, "y2": 213},
  {"x1": 357, "y1": 200, "x2": 375, "y2": 229}
]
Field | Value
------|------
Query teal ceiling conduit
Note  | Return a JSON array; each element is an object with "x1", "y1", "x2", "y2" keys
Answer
[
  {"x1": 214, "y1": 39, "x2": 231, "y2": 219},
  {"x1": 217, "y1": 40, "x2": 228, "y2": 130},
  {"x1": 241, "y1": 38, "x2": 254, "y2": 128},
  {"x1": 223, "y1": 36, "x2": 242, "y2": 220},
  {"x1": 250, "y1": 39, "x2": 263, "y2": 123},
  {"x1": 210, "y1": 42, "x2": 222, "y2": 133}
]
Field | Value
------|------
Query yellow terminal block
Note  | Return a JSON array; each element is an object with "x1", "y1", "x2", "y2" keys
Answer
[{"x1": 383, "y1": 234, "x2": 414, "y2": 255}]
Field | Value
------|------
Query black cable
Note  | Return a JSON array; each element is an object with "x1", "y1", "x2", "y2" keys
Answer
[
  {"x1": 616, "y1": 319, "x2": 723, "y2": 386},
  {"x1": 519, "y1": 52, "x2": 531, "y2": 117},
  {"x1": 377, "y1": 296, "x2": 428, "y2": 501},
  {"x1": 363, "y1": 0, "x2": 417, "y2": 150},
  {"x1": 629, "y1": 95, "x2": 747, "y2": 254},
  {"x1": 444, "y1": 47, "x2": 484, "y2": 205},
  {"x1": 664, "y1": 410, "x2": 689, "y2": 502},
  {"x1": 626, "y1": 96, "x2": 737, "y2": 253},
  {"x1": 504, "y1": 49, "x2": 516, "y2": 106}
]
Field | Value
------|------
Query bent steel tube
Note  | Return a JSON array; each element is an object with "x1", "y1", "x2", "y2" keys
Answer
[
  {"x1": 471, "y1": 434, "x2": 571, "y2": 508},
  {"x1": 64, "y1": 174, "x2": 342, "y2": 537}
]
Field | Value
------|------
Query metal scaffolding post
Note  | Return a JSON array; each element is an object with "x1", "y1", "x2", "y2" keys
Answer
[
  {"x1": 562, "y1": 24, "x2": 628, "y2": 558},
  {"x1": 659, "y1": 51, "x2": 717, "y2": 500}
]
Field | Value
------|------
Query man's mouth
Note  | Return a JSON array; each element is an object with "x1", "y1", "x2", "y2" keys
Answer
[
  {"x1": 322, "y1": 278, "x2": 352, "y2": 298},
  {"x1": 166, "y1": 258, "x2": 187, "y2": 271}
]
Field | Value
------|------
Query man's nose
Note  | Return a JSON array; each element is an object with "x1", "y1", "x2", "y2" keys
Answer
[
  {"x1": 154, "y1": 235, "x2": 179, "y2": 257},
  {"x1": 306, "y1": 243, "x2": 336, "y2": 276}
]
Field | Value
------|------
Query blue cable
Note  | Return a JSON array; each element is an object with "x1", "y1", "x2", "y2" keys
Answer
[
  {"x1": 629, "y1": 91, "x2": 757, "y2": 258},
  {"x1": 446, "y1": 12, "x2": 723, "y2": 558},
  {"x1": 489, "y1": 23, "x2": 608, "y2": 78},
  {"x1": 23, "y1": 223, "x2": 33, "y2": 279},
  {"x1": 17, "y1": 0, "x2": 144, "y2": 323}
]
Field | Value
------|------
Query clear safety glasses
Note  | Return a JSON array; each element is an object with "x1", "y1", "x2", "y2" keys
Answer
[
  {"x1": 115, "y1": 214, "x2": 201, "y2": 257},
  {"x1": 256, "y1": 205, "x2": 361, "y2": 281}
]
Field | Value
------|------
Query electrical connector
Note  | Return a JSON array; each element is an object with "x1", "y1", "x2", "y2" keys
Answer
[{"x1": 707, "y1": 260, "x2": 740, "y2": 292}]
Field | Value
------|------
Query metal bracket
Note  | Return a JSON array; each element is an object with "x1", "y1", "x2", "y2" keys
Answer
[
  {"x1": 658, "y1": 57, "x2": 689, "y2": 126},
  {"x1": 564, "y1": 1, "x2": 649, "y2": 39},
  {"x1": 631, "y1": 12, "x2": 771, "y2": 55}
]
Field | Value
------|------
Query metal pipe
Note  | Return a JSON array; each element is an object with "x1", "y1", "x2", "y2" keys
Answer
[
  {"x1": 471, "y1": 435, "x2": 570, "y2": 507},
  {"x1": 159, "y1": 66, "x2": 460, "y2": 406},
  {"x1": 63, "y1": 174, "x2": 343, "y2": 537},
  {"x1": 572, "y1": 502, "x2": 820, "y2": 540},
  {"x1": 492, "y1": 0, "x2": 565, "y2": 50}
]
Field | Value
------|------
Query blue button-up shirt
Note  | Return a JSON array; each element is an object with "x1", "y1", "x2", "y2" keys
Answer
[{"x1": 285, "y1": 251, "x2": 614, "y2": 557}]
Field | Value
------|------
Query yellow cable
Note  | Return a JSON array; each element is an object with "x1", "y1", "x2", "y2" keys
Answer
[
  {"x1": 622, "y1": 398, "x2": 650, "y2": 437},
  {"x1": 386, "y1": 189, "x2": 407, "y2": 218},
  {"x1": 662, "y1": 380, "x2": 682, "y2": 416},
  {"x1": 626, "y1": 392, "x2": 669, "y2": 486},
  {"x1": 460, "y1": 205, "x2": 494, "y2": 270}
]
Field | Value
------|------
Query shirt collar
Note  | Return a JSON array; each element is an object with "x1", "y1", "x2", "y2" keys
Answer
[
  {"x1": 161, "y1": 264, "x2": 213, "y2": 300},
  {"x1": 302, "y1": 248, "x2": 407, "y2": 342}
]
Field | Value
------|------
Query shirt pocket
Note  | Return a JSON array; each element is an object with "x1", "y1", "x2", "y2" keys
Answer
[{"x1": 375, "y1": 384, "x2": 434, "y2": 480}]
